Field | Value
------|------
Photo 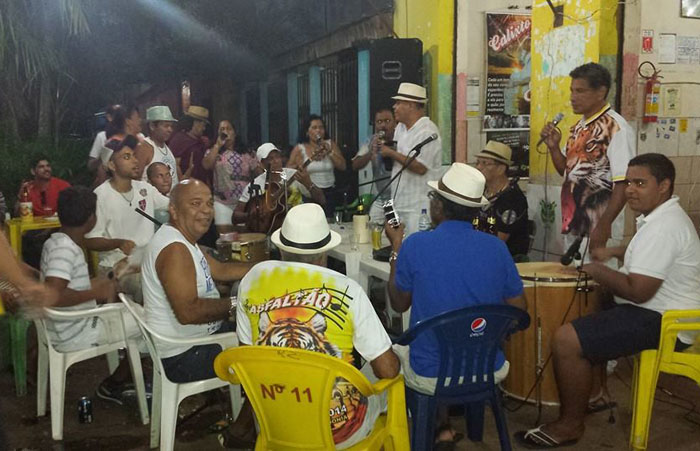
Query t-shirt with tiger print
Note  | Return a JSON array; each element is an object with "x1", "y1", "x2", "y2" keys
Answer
[
  {"x1": 560, "y1": 104, "x2": 634, "y2": 236},
  {"x1": 236, "y1": 260, "x2": 392, "y2": 449}
]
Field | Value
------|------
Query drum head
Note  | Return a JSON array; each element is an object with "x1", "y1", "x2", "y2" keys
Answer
[
  {"x1": 236, "y1": 233, "x2": 267, "y2": 244},
  {"x1": 516, "y1": 262, "x2": 587, "y2": 283}
]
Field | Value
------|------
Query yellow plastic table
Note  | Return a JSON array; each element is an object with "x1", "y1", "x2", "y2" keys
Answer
[
  {"x1": 3, "y1": 217, "x2": 60, "y2": 396},
  {"x1": 4, "y1": 217, "x2": 61, "y2": 259}
]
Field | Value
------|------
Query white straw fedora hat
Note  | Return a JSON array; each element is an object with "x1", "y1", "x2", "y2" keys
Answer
[
  {"x1": 391, "y1": 82, "x2": 428, "y2": 103},
  {"x1": 475, "y1": 140, "x2": 512, "y2": 165},
  {"x1": 427, "y1": 163, "x2": 489, "y2": 208},
  {"x1": 271, "y1": 204, "x2": 341, "y2": 255}
]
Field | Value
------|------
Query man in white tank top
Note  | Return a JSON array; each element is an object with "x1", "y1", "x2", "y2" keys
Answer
[
  {"x1": 135, "y1": 106, "x2": 181, "y2": 191},
  {"x1": 141, "y1": 179, "x2": 252, "y2": 383}
]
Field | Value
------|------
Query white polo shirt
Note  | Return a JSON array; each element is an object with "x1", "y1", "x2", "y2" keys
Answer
[
  {"x1": 391, "y1": 116, "x2": 442, "y2": 235},
  {"x1": 615, "y1": 196, "x2": 700, "y2": 343}
]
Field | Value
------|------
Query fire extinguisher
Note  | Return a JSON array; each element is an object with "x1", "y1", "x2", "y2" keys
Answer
[{"x1": 639, "y1": 61, "x2": 662, "y2": 124}]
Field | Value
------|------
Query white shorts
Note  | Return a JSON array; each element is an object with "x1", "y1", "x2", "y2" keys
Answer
[
  {"x1": 214, "y1": 201, "x2": 234, "y2": 225},
  {"x1": 393, "y1": 344, "x2": 510, "y2": 395}
]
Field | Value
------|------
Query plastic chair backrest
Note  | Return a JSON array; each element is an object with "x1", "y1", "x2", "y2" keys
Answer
[
  {"x1": 119, "y1": 293, "x2": 168, "y2": 378},
  {"x1": 214, "y1": 346, "x2": 377, "y2": 450},
  {"x1": 395, "y1": 304, "x2": 529, "y2": 397}
]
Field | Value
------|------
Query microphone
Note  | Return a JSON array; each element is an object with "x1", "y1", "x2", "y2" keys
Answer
[
  {"x1": 560, "y1": 235, "x2": 584, "y2": 266},
  {"x1": 537, "y1": 112, "x2": 564, "y2": 147},
  {"x1": 412, "y1": 133, "x2": 439, "y2": 154}
]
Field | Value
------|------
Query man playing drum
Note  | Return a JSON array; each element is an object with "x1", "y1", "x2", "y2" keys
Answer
[{"x1": 516, "y1": 153, "x2": 700, "y2": 448}]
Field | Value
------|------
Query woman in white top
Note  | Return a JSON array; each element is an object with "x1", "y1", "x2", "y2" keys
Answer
[{"x1": 288, "y1": 115, "x2": 346, "y2": 216}]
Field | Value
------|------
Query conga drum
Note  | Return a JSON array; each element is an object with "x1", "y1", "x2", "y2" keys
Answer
[
  {"x1": 503, "y1": 262, "x2": 602, "y2": 405},
  {"x1": 232, "y1": 233, "x2": 269, "y2": 262}
]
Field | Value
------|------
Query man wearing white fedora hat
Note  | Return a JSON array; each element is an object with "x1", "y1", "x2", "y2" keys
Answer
[
  {"x1": 475, "y1": 140, "x2": 529, "y2": 259},
  {"x1": 381, "y1": 82, "x2": 443, "y2": 236},
  {"x1": 135, "y1": 105, "x2": 181, "y2": 191},
  {"x1": 231, "y1": 203, "x2": 400, "y2": 448},
  {"x1": 385, "y1": 163, "x2": 526, "y2": 446}
]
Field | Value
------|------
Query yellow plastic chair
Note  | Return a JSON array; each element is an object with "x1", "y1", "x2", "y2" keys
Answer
[
  {"x1": 214, "y1": 346, "x2": 410, "y2": 451},
  {"x1": 629, "y1": 309, "x2": 700, "y2": 450}
]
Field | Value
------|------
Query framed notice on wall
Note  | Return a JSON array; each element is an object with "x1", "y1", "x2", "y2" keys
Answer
[
  {"x1": 681, "y1": 0, "x2": 700, "y2": 19},
  {"x1": 483, "y1": 12, "x2": 531, "y2": 131}
]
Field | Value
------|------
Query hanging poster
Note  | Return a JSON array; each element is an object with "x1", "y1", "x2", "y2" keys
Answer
[{"x1": 483, "y1": 12, "x2": 531, "y2": 131}]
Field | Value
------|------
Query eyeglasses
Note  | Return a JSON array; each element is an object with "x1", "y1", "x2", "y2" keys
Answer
[
  {"x1": 428, "y1": 191, "x2": 441, "y2": 201},
  {"x1": 475, "y1": 159, "x2": 499, "y2": 168}
]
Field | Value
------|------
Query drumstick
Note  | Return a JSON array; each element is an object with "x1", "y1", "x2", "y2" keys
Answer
[{"x1": 134, "y1": 208, "x2": 163, "y2": 226}]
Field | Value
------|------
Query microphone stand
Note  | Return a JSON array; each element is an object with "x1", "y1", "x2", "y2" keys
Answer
[
  {"x1": 368, "y1": 145, "x2": 424, "y2": 208},
  {"x1": 358, "y1": 176, "x2": 391, "y2": 188}
]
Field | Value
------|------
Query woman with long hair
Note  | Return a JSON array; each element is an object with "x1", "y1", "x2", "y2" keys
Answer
[
  {"x1": 288, "y1": 114, "x2": 346, "y2": 216},
  {"x1": 202, "y1": 120, "x2": 257, "y2": 234}
]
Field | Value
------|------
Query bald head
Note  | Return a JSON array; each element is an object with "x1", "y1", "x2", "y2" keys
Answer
[
  {"x1": 168, "y1": 179, "x2": 214, "y2": 242},
  {"x1": 170, "y1": 178, "x2": 208, "y2": 207}
]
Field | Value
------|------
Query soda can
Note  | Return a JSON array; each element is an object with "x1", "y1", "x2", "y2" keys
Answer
[{"x1": 78, "y1": 396, "x2": 93, "y2": 424}]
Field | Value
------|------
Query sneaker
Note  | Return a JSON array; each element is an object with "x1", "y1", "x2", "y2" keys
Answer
[{"x1": 96, "y1": 380, "x2": 126, "y2": 405}]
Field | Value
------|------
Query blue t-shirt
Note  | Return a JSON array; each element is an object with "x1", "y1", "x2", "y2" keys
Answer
[{"x1": 395, "y1": 220, "x2": 524, "y2": 377}]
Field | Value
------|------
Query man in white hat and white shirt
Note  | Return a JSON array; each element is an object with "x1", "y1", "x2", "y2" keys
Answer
[
  {"x1": 134, "y1": 105, "x2": 180, "y2": 190},
  {"x1": 233, "y1": 143, "x2": 325, "y2": 227},
  {"x1": 474, "y1": 140, "x2": 529, "y2": 259},
  {"x1": 385, "y1": 163, "x2": 526, "y2": 446},
  {"x1": 380, "y1": 82, "x2": 443, "y2": 236},
  {"x1": 228, "y1": 203, "x2": 399, "y2": 448}
]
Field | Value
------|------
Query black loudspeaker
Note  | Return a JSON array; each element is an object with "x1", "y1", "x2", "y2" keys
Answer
[{"x1": 364, "y1": 38, "x2": 423, "y2": 117}]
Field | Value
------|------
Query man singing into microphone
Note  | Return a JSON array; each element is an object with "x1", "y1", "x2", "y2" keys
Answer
[
  {"x1": 352, "y1": 107, "x2": 397, "y2": 222},
  {"x1": 540, "y1": 62, "x2": 634, "y2": 256},
  {"x1": 381, "y1": 83, "x2": 442, "y2": 236}
]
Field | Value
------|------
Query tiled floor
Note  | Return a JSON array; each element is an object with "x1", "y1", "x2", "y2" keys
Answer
[{"x1": 2, "y1": 353, "x2": 699, "y2": 450}]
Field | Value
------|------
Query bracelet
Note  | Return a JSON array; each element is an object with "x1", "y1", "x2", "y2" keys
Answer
[
  {"x1": 229, "y1": 296, "x2": 237, "y2": 318},
  {"x1": 388, "y1": 251, "x2": 399, "y2": 263}
]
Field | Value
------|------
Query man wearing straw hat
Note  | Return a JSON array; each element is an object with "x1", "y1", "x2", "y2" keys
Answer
[
  {"x1": 385, "y1": 163, "x2": 526, "y2": 447},
  {"x1": 169, "y1": 105, "x2": 212, "y2": 186},
  {"x1": 135, "y1": 105, "x2": 180, "y2": 191},
  {"x1": 381, "y1": 82, "x2": 442, "y2": 236},
  {"x1": 228, "y1": 203, "x2": 399, "y2": 448},
  {"x1": 475, "y1": 140, "x2": 529, "y2": 259}
]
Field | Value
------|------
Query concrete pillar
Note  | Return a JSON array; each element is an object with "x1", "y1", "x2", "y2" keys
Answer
[
  {"x1": 309, "y1": 66, "x2": 321, "y2": 115},
  {"x1": 287, "y1": 72, "x2": 299, "y2": 146},
  {"x1": 259, "y1": 81, "x2": 269, "y2": 142}
]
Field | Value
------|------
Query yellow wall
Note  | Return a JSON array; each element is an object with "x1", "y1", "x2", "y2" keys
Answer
[
  {"x1": 529, "y1": 0, "x2": 619, "y2": 182},
  {"x1": 394, "y1": 0, "x2": 454, "y2": 163}
]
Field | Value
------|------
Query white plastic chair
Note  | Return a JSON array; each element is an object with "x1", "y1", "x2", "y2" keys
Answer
[
  {"x1": 35, "y1": 303, "x2": 149, "y2": 440},
  {"x1": 119, "y1": 293, "x2": 242, "y2": 451}
]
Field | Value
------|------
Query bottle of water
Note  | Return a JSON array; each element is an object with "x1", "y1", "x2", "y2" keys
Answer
[{"x1": 418, "y1": 208, "x2": 431, "y2": 232}]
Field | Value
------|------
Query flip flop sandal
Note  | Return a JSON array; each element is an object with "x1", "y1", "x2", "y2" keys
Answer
[
  {"x1": 513, "y1": 425, "x2": 579, "y2": 449},
  {"x1": 587, "y1": 396, "x2": 617, "y2": 414},
  {"x1": 208, "y1": 414, "x2": 233, "y2": 433}
]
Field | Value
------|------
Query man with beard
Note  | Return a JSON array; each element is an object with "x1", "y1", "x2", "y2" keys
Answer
[
  {"x1": 86, "y1": 136, "x2": 169, "y2": 302},
  {"x1": 15, "y1": 155, "x2": 70, "y2": 217},
  {"x1": 352, "y1": 108, "x2": 397, "y2": 222}
]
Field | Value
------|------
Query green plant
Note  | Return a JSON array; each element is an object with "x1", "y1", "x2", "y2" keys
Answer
[{"x1": 0, "y1": 136, "x2": 93, "y2": 210}]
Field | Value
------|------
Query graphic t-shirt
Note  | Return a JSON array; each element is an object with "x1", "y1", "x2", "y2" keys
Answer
[
  {"x1": 236, "y1": 261, "x2": 391, "y2": 448},
  {"x1": 560, "y1": 105, "x2": 633, "y2": 235}
]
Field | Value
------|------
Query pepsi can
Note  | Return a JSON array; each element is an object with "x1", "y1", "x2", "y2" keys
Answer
[{"x1": 78, "y1": 396, "x2": 93, "y2": 424}]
